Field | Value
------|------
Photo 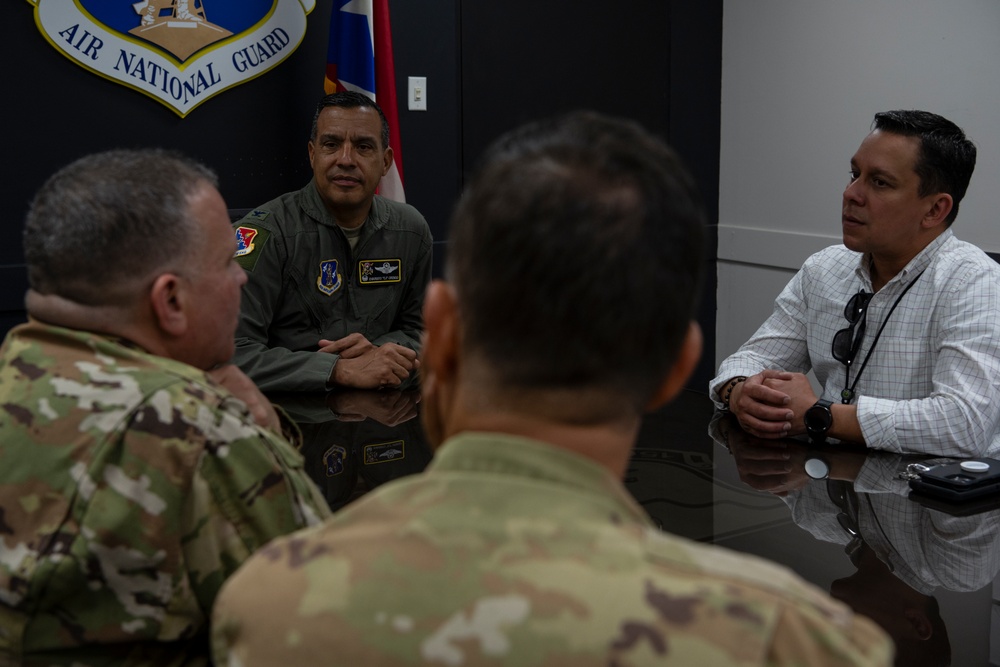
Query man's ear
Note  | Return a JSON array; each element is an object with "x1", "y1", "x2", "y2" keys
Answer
[
  {"x1": 381, "y1": 146, "x2": 394, "y2": 177},
  {"x1": 922, "y1": 192, "x2": 953, "y2": 230},
  {"x1": 421, "y1": 280, "x2": 459, "y2": 383},
  {"x1": 149, "y1": 273, "x2": 187, "y2": 337},
  {"x1": 420, "y1": 280, "x2": 460, "y2": 450},
  {"x1": 645, "y1": 322, "x2": 702, "y2": 411}
]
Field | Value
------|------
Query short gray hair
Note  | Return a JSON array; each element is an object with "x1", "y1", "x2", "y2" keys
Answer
[{"x1": 24, "y1": 148, "x2": 219, "y2": 306}]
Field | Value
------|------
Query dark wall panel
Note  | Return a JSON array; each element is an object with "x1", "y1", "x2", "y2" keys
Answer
[
  {"x1": 2, "y1": 0, "x2": 722, "y2": 391},
  {"x1": 459, "y1": 1, "x2": 720, "y2": 390},
  {"x1": 388, "y1": 0, "x2": 462, "y2": 279},
  {"x1": 669, "y1": 1, "x2": 722, "y2": 389},
  {"x1": 460, "y1": 1, "x2": 672, "y2": 170}
]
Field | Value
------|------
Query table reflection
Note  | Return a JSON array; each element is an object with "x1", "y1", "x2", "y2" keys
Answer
[
  {"x1": 269, "y1": 389, "x2": 431, "y2": 511},
  {"x1": 712, "y1": 409, "x2": 1000, "y2": 667}
]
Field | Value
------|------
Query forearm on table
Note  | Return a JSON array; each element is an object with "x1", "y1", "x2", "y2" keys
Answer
[{"x1": 234, "y1": 341, "x2": 338, "y2": 393}]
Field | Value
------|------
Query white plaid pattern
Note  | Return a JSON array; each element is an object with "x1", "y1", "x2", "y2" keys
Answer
[
  {"x1": 784, "y1": 454, "x2": 1000, "y2": 595},
  {"x1": 712, "y1": 230, "x2": 1000, "y2": 456}
]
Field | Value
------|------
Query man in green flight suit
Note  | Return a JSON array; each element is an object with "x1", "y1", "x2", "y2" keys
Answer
[
  {"x1": 0, "y1": 149, "x2": 331, "y2": 666},
  {"x1": 232, "y1": 91, "x2": 432, "y2": 392},
  {"x1": 212, "y1": 113, "x2": 893, "y2": 666}
]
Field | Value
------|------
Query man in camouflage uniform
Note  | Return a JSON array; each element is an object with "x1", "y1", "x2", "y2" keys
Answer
[
  {"x1": 212, "y1": 113, "x2": 893, "y2": 665},
  {"x1": 0, "y1": 149, "x2": 330, "y2": 666}
]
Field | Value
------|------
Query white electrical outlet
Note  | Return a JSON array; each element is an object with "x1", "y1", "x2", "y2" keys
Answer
[{"x1": 408, "y1": 76, "x2": 427, "y2": 111}]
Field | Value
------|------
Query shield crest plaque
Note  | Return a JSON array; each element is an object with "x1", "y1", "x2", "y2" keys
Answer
[{"x1": 30, "y1": 0, "x2": 316, "y2": 117}]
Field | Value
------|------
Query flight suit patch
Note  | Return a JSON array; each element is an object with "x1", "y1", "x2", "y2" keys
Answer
[
  {"x1": 359, "y1": 259, "x2": 402, "y2": 284},
  {"x1": 317, "y1": 259, "x2": 344, "y2": 295},
  {"x1": 246, "y1": 209, "x2": 271, "y2": 222},
  {"x1": 363, "y1": 440, "x2": 405, "y2": 465},
  {"x1": 234, "y1": 225, "x2": 270, "y2": 271}
]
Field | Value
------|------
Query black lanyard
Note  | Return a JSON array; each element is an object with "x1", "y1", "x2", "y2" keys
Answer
[{"x1": 841, "y1": 270, "x2": 925, "y2": 404}]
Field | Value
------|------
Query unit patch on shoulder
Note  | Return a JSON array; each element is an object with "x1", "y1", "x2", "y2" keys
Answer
[
  {"x1": 359, "y1": 259, "x2": 402, "y2": 285},
  {"x1": 363, "y1": 440, "x2": 405, "y2": 465},
  {"x1": 318, "y1": 259, "x2": 344, "y2": 295},
  {"x1": 234, "y1": 226, "x2": 270, "y2": 271},
  {"x1": 323, "y1": 445, "x2": 347, "y2": 476}
]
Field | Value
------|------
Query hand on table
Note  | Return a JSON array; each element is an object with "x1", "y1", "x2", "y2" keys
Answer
[
  {"x1": 731, "y1": 370, "x2": 817, "y2": 439},
  {"x1": 320, "y1": 334, "x2": 420, "y2": 389},
  {"x1": 319, "y1": 333, "x2": 375, "y2": 358}
]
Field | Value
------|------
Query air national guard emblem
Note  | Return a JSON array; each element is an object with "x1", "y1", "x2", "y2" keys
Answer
[
  {"x1": 318, "y1": 259, "x2": 343, "y2": 296},
  {"x1": 29, "y1": 0, "x2": 316, "y2": 117},
  {"x1": 359, "y1": 259, "x2": 402, "y2": 285},
  {"x1": 323, "y1": 445, "x2": 347, "y2": 477}
]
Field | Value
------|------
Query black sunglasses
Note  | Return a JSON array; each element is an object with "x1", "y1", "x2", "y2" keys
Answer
[
  {"x1": 826, "y1": 480, "x2": 866, "y2": 568},
  {"x1": 831, "y1": 290, "x2": 871, "y2": 366}
]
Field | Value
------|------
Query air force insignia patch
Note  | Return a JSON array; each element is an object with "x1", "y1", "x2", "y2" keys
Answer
[
  {"x1": 30, "y1": 0, "x2": 316, "y2": 117},
  {"x1": 318, "y1": 259, "x2": 344, "y2": 296},
  {"x1": 323, "y1": 445, "x2": 347, "y2": 476},
  {"x1": 359, "y1": 259, "x2": 402, "y2": 285},
  {"x1": 234, "y1": 226, "x2": 258, "y2": 257}
]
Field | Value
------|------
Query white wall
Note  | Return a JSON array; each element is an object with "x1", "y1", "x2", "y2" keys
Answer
[{"x1": 716, "y1": 0, "x2": 1000, "y2": 368}]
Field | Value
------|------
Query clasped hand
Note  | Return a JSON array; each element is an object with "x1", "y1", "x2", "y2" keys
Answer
[
  {"x1": 320, "y1": 333, "x2": 420, "y2": 389},
  {"x1": 729, "y1": 370, "x2": 818, "y2": 438}
]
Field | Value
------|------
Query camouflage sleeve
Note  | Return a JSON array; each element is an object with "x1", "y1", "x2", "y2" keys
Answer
[{"x1": 179, "y1": 403, "x2": 331, "y2": 613}]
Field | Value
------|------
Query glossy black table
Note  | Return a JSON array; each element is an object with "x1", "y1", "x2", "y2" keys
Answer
[{"x1": 271, "y1": 388, "x2": 1000, "y2": 666}]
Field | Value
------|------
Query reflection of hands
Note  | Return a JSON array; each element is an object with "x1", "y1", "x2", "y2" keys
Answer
[
  {"x1": 726, "y1": 427, "x2": 811, "y2": 496},
  {"x1": 327, "y1": 389, "x2": 421, "y2": 426},
  {"x1": 719, "y1": 412, "x2": 867, "y2": 496},
  {"x1": 322, "y1": 334, "x2": 420, "y2": 390},
  {"x1": 731, "y1": 370, "x2": 816, "y2": 439},
  {"x1": 208, "y1": 364, "x2": 281, "y2": 432}
]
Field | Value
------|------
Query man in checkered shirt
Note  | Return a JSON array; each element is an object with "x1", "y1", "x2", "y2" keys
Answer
[{"x1": 712, "y1": 110, "x2": 1000, "y2": 457}]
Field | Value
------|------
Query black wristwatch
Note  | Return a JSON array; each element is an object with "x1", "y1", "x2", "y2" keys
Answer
[{"x1": 805, "y1": 398, "x2": 834, "y2": 442}]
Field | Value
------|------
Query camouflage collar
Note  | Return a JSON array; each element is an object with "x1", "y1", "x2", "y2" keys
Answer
[{"x1": 430, "y1": 431, "x2": 654, "y2": 528}]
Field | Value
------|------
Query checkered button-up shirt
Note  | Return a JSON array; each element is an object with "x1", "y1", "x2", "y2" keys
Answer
[{"x1": 713, "y1": 230, "x2": 1000, "y2": 456}]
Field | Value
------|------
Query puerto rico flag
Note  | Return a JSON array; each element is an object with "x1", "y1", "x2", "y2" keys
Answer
[{"x1": 324, "y1": 0, "x2": 405, "y2": 202}]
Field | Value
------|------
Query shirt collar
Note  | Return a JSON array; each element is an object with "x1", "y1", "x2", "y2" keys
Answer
[
  {"x1": 303, "y1": 180, "x2": 386, "y2": 233},
  {"x1": 855, "y1": 228, "x2": 953, "y2": 287}
]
